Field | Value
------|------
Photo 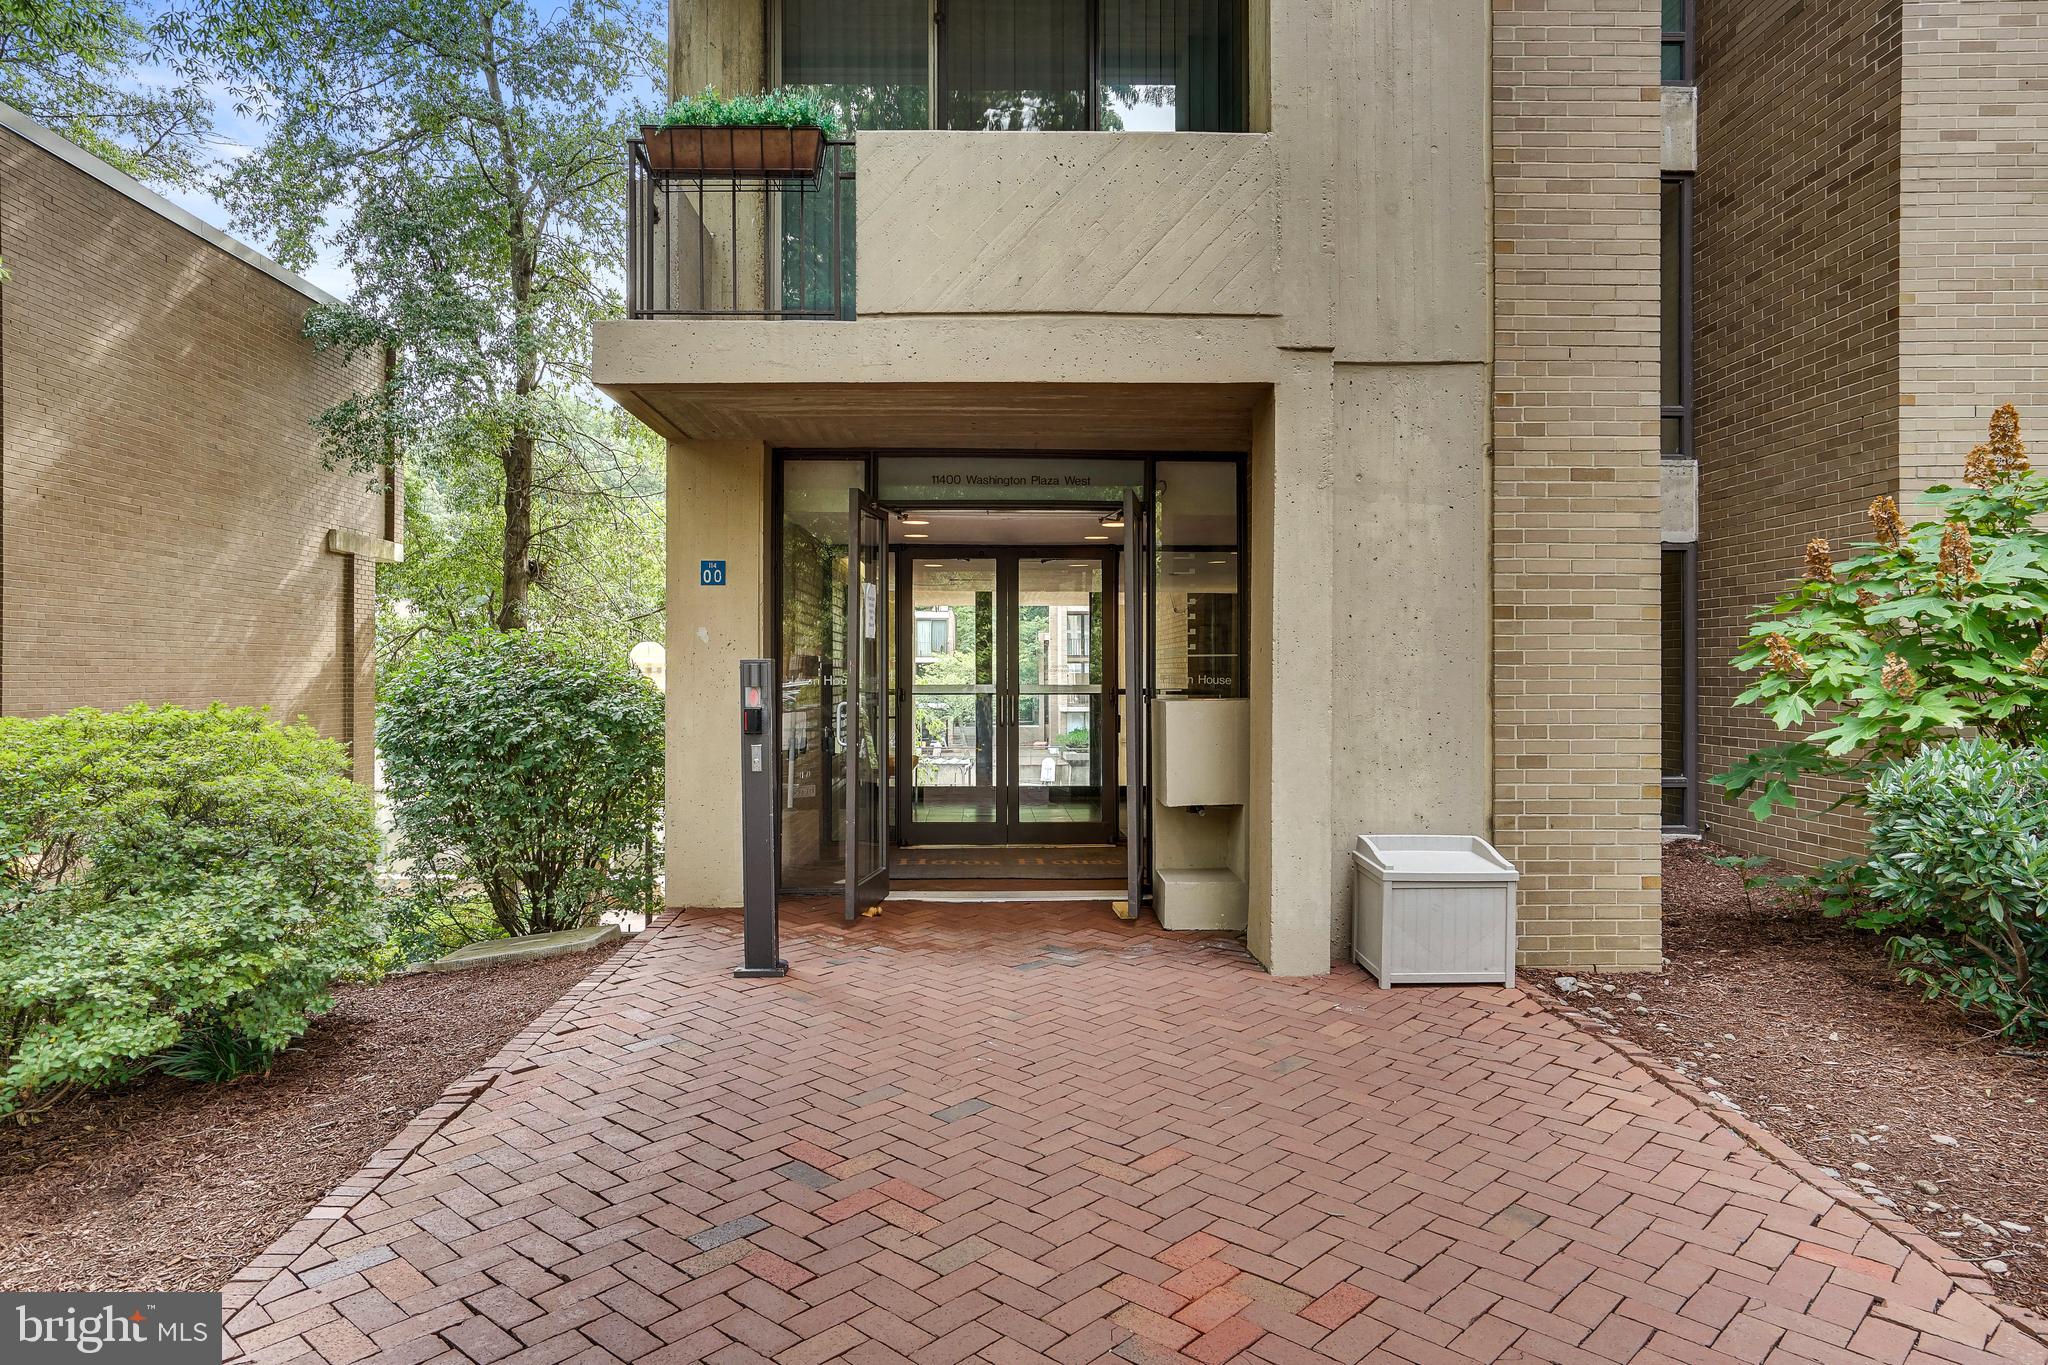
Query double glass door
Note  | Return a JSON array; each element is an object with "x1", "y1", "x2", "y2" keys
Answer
[{"x1": 897, "y1": 548, "x2": 1117, "y2": 844}]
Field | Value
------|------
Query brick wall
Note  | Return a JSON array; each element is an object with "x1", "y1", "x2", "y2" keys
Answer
[
  {"x1": 1899, "y1": 2, "x2": 2048, "y2": 499},
  {"x1": 0, "y1": 126, "x2": 383, "y2": 772},
  {"x1": 1693, "y1": 0, "x2": 1901, "y2": 868},
  {"x1": 1491, "y1": 0, "x2": 1666, "y2": 971}
]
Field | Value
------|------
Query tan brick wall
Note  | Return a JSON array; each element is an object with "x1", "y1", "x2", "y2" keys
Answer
[
  {"x1": 1900, "y1": 2, "x2": 2048, "y2": 499},
  {"x1": 1491, "y1": 0, "x2": 1666, "y2": 971},
  {"x1": 0, "y1": 127, "x2": 383, "y2": 772},
  {"x1": 1693, "y1": 0, "x2": 1901, "y2": 869}
]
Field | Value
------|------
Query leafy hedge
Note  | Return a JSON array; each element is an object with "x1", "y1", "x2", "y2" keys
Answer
[
  {"x1": 0, "y1": 706, "x2": 381, "y2": 1115},
  {"x1": 1864, "y1": 739, "x2": 2048, "y2": 1040},
  {"x1": 379, "y1": 633, "x2": 663, "y2": 938}
]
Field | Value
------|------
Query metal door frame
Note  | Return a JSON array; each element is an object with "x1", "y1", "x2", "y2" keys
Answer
[
  {"x1": 893, "y1": 543, "x2": 1119, "y2": 845},
  {"x1": 844, "y1": 489, "x2": 892, "y2": 920}
]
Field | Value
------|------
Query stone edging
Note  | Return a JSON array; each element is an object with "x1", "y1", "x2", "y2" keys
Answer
[
  {"x1": 1527, "y1": 982, "x2": 2048, "y2": 1347},
  {"x1": 219, "y1": 915, "x2": 676, "y2": 1325}
]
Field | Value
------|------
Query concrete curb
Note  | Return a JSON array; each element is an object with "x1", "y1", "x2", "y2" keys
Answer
[
  {"x1": 218, "y1": 913, "x2": 678, "y2": 1342},
  {"x1": 1527, "y1": 980, "x2": 2048, "y2": 1348},
  {"x1": 422, "y1": 923, "x2": 623, "y2": 972}
]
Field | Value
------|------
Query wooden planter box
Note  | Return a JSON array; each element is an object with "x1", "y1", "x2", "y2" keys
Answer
[{"x1": 640, "y1": 124, "x2": 827, "y2": 178}]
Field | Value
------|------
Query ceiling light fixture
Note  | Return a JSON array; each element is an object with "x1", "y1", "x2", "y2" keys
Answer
[
  {"x1": 902, "y1": 515, "x2": 930, "y2": 525},
  {"x1": 904, "y1": 532, "x2": 929, "y2": 539},
  {"x1": 1099, "y1": 512, "x2": 1125, "y2": 528},
  {"x1": 1084, "y1": 534, "x2": 1108, "y2": 541}
]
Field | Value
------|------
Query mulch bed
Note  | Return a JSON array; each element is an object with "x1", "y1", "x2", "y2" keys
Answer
[
  {"x1": 1543, "y1": 840, "x2": 2048, "y2": 1314},
  {"x1": 0, "y1": 943, "x2": 622, "y2": 1293}
]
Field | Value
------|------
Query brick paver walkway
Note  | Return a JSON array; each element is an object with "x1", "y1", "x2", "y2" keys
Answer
[{"x1": 224, "y1": 903, "x2": 2047, "y2": 1365}]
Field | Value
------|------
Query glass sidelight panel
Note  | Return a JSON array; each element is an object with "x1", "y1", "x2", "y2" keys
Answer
[
  {"x1": 1016, "y1": 556, "x2": 1108, "y2": 828},
  {"x1": 1155, "y1": 460, "x2": 1243, "y2": 698},
  {"x1": 778, "y1": 459, "x2": 864, "y2": 890},
  {"x1": 906, "y1": 558, "x2": 1001, "y2": 829}
]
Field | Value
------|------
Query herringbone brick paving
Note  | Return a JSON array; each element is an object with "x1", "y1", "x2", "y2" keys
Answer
[{"x1": 222, "y1": 903, "x2": 2048, "y2": 1364}]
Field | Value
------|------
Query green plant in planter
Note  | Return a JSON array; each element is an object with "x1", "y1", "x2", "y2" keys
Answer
[
  {"x1": 655, "y1": 86, "x2": 847, "y2": 140},
  {"x1": 1716, "y1": 404, "x2": 2048, "y2": 822},
  {"x1": 1864, "y1": 738, "x2": 2048, "y2": 1040}
]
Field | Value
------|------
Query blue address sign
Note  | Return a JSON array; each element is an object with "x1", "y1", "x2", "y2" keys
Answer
[{"x1": 700, "y1": 560, "x2": 726, "y2": 586}]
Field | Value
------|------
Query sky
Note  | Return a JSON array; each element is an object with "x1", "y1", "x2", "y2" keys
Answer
[{"x1": 141, "y1": 80, "x2": 356, "y2": 297}]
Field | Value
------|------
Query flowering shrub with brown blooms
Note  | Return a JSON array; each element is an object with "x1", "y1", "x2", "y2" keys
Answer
[{"x1": 1717, "y1": 403, "x2": 2048, "y2": 821}]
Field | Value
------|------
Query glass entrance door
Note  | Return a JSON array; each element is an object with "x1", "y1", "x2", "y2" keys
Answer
[{"x1": 898, "y1": 547, "x2": 1117, "y2": 844}]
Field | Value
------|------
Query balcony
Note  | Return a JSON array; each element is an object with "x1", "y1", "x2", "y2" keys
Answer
[
  {"x1": 622, "y1": 130, "x2": 1275, "y2": 325},
  {"x1": 625, "y1": 136, "x2": 855, "y2": 321}
]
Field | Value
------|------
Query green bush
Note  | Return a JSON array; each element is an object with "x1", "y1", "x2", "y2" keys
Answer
[
  {"x1": 1716, "y1": 404, "x2": 2048, "y2": 822},
  {"x1": 1863, "y1": 738, "x2": 2048, "y2": 1040},
  {"x1": 372, "y1": 891, "x2": 508, "y2": 973},
  {"x1": 380, "y1": 633, "x2": 663, "y2": 938},
  {"x1": 655, "y1": 85, "x2": 847, "y2": 139},
  {"x1": 0, "y1": 705, "x2": 381, "y2": 1114}
]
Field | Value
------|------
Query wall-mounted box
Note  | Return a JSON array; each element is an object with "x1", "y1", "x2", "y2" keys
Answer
[
  {"x1": 1152, "y1": 698, "x2": 1249, "y2": 808},
  {"x1": 1351, "y1": 834, "x2": 1519, "y2": 987}
]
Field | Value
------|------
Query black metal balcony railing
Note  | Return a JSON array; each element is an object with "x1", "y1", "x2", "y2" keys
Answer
[{"x1": 625, "y1": 136, "x2": 855, "y2": 321}]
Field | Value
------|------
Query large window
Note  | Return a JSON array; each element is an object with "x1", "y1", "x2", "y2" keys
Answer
[
  {"x1": 1662, "y1": 173, "x2": 1693, "y2": 461},
  {"x1": 781, "y1": 0, "x2": 1251, "y2": 134}
]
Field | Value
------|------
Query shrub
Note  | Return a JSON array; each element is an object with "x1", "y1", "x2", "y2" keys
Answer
[
  {"x1": 1863, "y1": 738, "x2": 2048, "y2": 1040},
  {"x1": 655, "y1": 86, "x2": 847, "y2": 139},
  {"x1": 0, "y1": 706, "x2": 381, "y2": 1114},
  {"x1": 1715, "y1": 405, "x2": 2048, "y2": 822},
  {"x1": 380, "y1": 632, "x2": 663, "y2": 938},
  {"x1": 372, "y1": 891, "x2": 508, "y2": 972}
]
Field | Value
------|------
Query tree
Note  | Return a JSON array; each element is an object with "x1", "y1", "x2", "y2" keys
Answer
[
  {"x1": 1716, "y1": 405, "x2": 2048, "y2": 821},
  {"x1": 377, "y1": 399, "x2": 665, "y2": 666},
  {"x1": 220, "y1": 0, "x2": 664, "y2": 633},
  {"x1": 1, "y1": 0, "x2": 255, "y2": 190}
]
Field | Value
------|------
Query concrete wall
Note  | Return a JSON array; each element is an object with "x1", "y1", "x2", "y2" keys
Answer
[
  {"x1": 0, "y1": 118, "x2": 386, "y2": 772},
  {"x1": 1694, "y1": 0, "x2": 1902, "y2": 869},
  {"x1": 858, "y1": 133, "x2": 1277, "y2": 318},
  {"x1": 664, "y1": 438, "x2": 770, "y2": 908}
]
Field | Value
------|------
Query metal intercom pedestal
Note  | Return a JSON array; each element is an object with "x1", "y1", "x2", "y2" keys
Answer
[{"x1": 735, "y1": 658, "x2": 788, "y2": 978}]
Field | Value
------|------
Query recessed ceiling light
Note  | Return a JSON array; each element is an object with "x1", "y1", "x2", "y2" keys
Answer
[
  {"x1": 902, "y1": 516, "x2": 929, "y2": 525},
  {"x1": 1209, "y1": 559, "x2": 1227, "y2": 565},
  {"x1": 1084, "y1": 534, "x2": 1108, "y2": 541},
  {"x1": 905, "y1": 532, "x2": 928, "y2": 539}
]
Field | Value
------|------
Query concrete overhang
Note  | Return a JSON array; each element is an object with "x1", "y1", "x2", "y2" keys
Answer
[{"x1": 594, "y1": 316, "x2": 1278, "y2": 450}]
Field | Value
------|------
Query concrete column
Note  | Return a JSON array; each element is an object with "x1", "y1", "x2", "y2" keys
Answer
[
  {"x1": 1246, "y1": 362, "x2": 1337, "y2": 975},
  {"x1": 669, "y1": 0, "x2": 765, "y2": 99},
  {"x1": 665, "y1": 437, "x2": 770, "y2": 909}
]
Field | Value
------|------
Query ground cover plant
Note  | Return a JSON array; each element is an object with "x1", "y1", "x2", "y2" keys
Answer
[{"x1": 0, "y1": 705, "x2": 381, "y2": 1116}]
